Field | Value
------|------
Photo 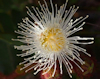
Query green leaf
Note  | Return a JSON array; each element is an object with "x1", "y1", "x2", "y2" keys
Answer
[
  {"x1": 0, "y1": 34, "x2": 22, "y2": 75},
  {"x1": 0, "y1": 0, "x2": 12, "y2": 12},
  {"x1": 0, "y1": 12, "x2": 16, "y2": 33}
]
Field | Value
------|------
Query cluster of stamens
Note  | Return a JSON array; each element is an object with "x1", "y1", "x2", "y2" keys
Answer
[{"x1": 40, "y1": 27, "x2": 65, "y2": 53}]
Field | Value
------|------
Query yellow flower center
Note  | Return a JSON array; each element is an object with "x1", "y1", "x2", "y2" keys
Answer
[{"x1": 40, "y1": 27, "x2": 66, "y2": 52}]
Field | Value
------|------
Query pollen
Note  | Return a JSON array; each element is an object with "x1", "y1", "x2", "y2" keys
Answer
[{"x1": 40, "y1": 27, "x2": 65, "y2": 52}]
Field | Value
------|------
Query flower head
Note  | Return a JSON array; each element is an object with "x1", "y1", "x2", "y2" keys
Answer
[{"x1": 12, "y1": 0, "x2": 94, "y2": 78}]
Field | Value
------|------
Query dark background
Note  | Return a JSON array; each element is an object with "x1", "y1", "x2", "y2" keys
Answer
[{"x1": 0, "y1": 0, "x2": 100, "y2": 79}]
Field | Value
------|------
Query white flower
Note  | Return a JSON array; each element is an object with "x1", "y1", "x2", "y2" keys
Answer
[{"x1": 12, "y1": 0, "x2": 94, "y2": 78}]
